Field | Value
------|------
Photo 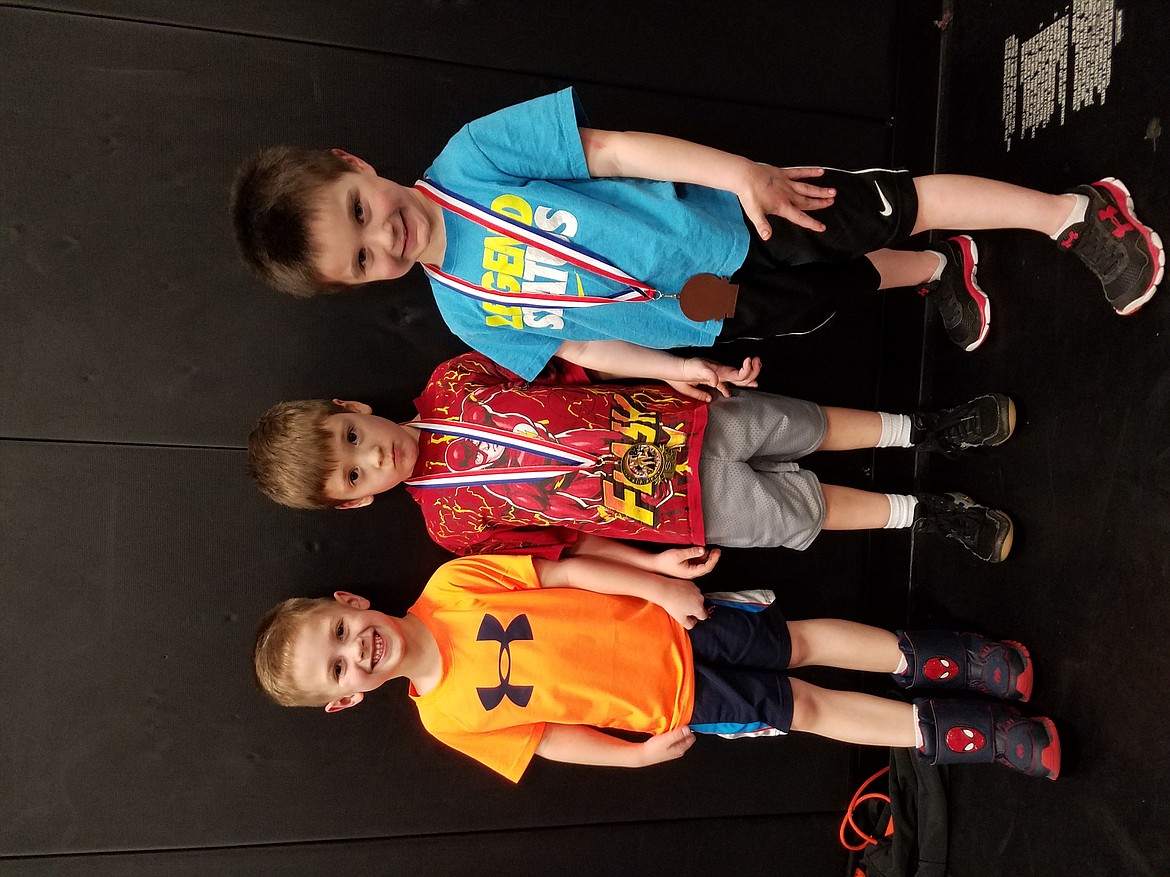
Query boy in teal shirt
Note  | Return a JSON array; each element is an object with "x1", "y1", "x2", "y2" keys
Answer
[{"x1": 232, "y1": 88, "x2": 1163, "y2": 384}]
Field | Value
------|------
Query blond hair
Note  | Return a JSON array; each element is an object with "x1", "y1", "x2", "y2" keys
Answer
[
  {"x1": 253, "y1": 596, "x2": 334, "y2": 707},
  {"x1": 247, "y1": 399, "x2": 347, "y2": 509},
  {"x1": 230, "y1": 145, "x2": 354, "y2": 297}
]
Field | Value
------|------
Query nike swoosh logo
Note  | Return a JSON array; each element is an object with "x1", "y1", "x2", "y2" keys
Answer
[{"x1": 875, "y1": 182, "x2": 893, "y2": 217}]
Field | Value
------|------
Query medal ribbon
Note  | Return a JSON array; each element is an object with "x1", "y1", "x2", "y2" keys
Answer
[
  {"x1": 405, "y1": 418, "x2": 599, "y2": 489},
  {"x1": 415, "y1": 178, "x2": 660, "y2": 309}
]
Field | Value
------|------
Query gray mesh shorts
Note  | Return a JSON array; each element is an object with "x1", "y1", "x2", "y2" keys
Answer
[{"x1": 699, "y1": 390, "x2": 827, "y2": 549}]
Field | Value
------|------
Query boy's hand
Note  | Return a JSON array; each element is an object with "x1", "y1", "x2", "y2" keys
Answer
[
  {"x1": 667, "y1": 356, "x2": 761, "y2": 403},
  {"x1": 738, "y1": 164, "x2": 835, "y2": 236},
  {"x1": 639, "y1": 727, "x2": 696, "y2": 766},
  {"x1": 656, "y1": 578, "x2": 710, "y2": 629},
  {"x1": 653, "y1": 546, "x2": 722, "y2": 579}
]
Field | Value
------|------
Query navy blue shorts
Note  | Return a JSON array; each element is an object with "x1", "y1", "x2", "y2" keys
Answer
[{"x1": 687, "y1": 596, "x2": 794, "y2": 738}]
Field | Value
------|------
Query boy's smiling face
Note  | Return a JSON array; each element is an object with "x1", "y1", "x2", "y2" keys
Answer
[
  {"x1": 289, "y1": 592, "x2": 405, "y2": 712},
  {"x1": 323, "y1": 401, "x2": 420, "y2": 509},
  {"x1": 310, "y1": 151, "x2": 439, "y2": 285}
]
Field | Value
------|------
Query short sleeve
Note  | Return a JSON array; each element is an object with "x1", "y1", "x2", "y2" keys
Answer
[
  {"x1": 461, "y1": 88, "x2": 590, "y2": 183},
  {"x1": 427, "y1": 723, "x2": 546, "y2": 784}
]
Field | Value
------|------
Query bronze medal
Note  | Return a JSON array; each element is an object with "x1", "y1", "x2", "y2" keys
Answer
[{"x1": 678, "y1": 273, "x2": 739, "y2": 322}]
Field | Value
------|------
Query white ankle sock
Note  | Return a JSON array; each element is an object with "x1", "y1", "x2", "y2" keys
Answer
[
  {"x1": 1050, "y1": 193, "x2": 1089, "y2": 239},
  {"x1": 884, "y1": 494, "x2": 918, "y2": 529},
  {"x1": 877, "y1": 412, "x2": 914, "y2": 448},
  {"x1": 926, "y1": 249, "x2": 947, "y2": 283},
  {"x1": 912, "y1": 703, "x2": 924, "y2": 748},
  {"x1": 895, "y1": 654, "x2": 908, "y2": 675}
]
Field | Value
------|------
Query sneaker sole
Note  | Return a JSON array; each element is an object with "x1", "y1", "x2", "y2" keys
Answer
[
  {"x1": 1096, "y1": 177, "x2": 1166, "y2": 315},
  {"x1": 981, "y1": 394, "x2": 1017, "y2": 447},
  {"x1": 1004, "y1": 639, "x2": 1033, "y2": 702},
  {"x1": 950, "y1": 235, "x2": 991, "y2": 350},
  {"x1": 947, "y1": 492, "x2": 1013, "y2": 562},
  {"x1": 1038, "y1": 717, "x2": 1061, "y2": 780}
]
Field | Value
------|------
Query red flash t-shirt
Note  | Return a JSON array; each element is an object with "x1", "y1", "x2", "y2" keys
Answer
[{"x1": 407, "y1": 353, "x2": 708, "y2": 556}]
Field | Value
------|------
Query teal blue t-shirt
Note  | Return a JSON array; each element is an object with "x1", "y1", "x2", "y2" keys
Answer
[{"x1": 424, "y1": 88, "x2": 749, "y2": 380}]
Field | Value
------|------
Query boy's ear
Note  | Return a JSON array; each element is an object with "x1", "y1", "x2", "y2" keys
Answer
[
  {"x1": 333, "y1": 399, "x2": 373, "y2": 415},
  {"x1": 330, "y1": 149, "x2": 375, "y2": 174},
  {"x1": 336, "y1": 495, "x2": 374, "y2": 510},
  {"x1": 324, "y1": 692, "x2": 364, "y2": 713},
  {"x1": 332, "y1": 590, "x2": 371, "y2": 609}
]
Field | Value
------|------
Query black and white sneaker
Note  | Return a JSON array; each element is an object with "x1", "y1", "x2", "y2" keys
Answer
[
  {"x1": 918, "y1": 235, "x2": 990, "y2": 352},
  {"x1": 914, "y1": 492, "x2": 1014, "y2": 563},
  {"x1": 1057, "y1": 178, "x2": 1165, "y2": 315},
  {"x1": 912, "y1": 393, "x2": 1016, "y2": 454}
]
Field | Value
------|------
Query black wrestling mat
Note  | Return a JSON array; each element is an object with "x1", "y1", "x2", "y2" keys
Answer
[{"x1": 910, "y1": 2, "x2": 1170, "y2": 875}]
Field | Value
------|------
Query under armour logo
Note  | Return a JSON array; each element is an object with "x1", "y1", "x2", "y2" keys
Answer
[
  {"x1": 1098, "y1": 206, "x2": 1134, "y2": 237},
  {"x1": 475, "y1": 613, "x2": 534, "y2": 710}
]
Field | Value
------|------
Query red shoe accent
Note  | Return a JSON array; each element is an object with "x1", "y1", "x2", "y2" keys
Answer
[
  {"x1": 949, "y1": 235, "x2": 990, "y2": 350},
  {"x1": 1094, "y1": 178, "x2": 1165, "y2": 315},
  {"x1": 1005, "y1": 639, "x2": 1033, "y2": 702},
  {"x1": 1038, "y1": 717, "x2": 1062, "y2": 780}
]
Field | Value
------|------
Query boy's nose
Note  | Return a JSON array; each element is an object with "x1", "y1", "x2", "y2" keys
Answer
[{"x1": 369, "y1": 219, "x2": 396, "y2": 255}]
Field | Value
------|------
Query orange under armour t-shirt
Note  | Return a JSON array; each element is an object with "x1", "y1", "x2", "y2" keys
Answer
[{"x1": 408, "y1": 554, "x2": 695, "y2": 782}]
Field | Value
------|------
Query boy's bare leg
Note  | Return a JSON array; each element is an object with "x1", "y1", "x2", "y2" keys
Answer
[
  {"x1": 789, "y1": 679, "x2": 916, "y2": 746},
  {"x1": 867, "y1": 248, "x2": 943, "y2": 289},
  {"x1": 787, "y1": 619, "x2": 900, "y2": 672},
  {"x1": 820, "y1": 407, "x2": 882, "y2": 449},
  {"x1": 911, "y1": 174, "x2": 1077, "y2": 236},
  {"x1": 820, "y1": 484, "x2": 893, "y2": 530}
]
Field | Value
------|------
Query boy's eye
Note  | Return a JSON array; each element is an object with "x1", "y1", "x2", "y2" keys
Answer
[
  {"x1": 333, "y1": 660, "x2": 342, "y2": 682},
  {"x1": 348, "y1": 468, "x2": 359, "y2": 486},
  {"x1": 357, "y1": 248, "x2": 367, "y2": 270},
  {"x1": 335, "y1": 621, "x2": 344, "y2": 640},
  {"x1": 346, "y1": 427, "x2": 357, "y2": 445},
  {"x1": 353, "y1": 199, "x2": 365, "y2": 223}
]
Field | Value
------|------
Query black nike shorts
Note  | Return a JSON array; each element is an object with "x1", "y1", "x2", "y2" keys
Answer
[{"x1": 719, "y1": 168, "x2": 917, "y2": 339}]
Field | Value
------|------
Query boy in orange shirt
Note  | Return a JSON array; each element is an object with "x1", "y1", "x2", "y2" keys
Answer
[{"x1": 254, "y1": 551, "x2": 1060, "y2": 783}]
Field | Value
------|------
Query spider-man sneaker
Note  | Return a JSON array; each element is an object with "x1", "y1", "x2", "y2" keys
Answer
[
  {"x1": 1058, "y1": 178, "x2": 1165, "y2": 315},
  {"x1": 918, "y1": 235, "x2": 990, "y2": 351},
  {"x1": 894, "y1": 631, "x2": 1033, "y2": 702},
  {"x1": 915, "y1": 699, "x2": 1060, "y2": 780}
]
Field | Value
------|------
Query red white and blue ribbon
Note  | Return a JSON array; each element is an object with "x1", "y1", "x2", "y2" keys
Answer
[
  {"x1": 405, "y1": 418, "x2": 599, "y2": 489},
  {"x1": 415, "y1": 178, "x2": 659, "y2": 309}
]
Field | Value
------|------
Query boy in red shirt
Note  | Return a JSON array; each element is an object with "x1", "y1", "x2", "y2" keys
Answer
[
  {"x1": 254, "y1": 551, "x2": 1059, "y2": 782},
  {"x1": 250, "y1": 352, "x2": 1018, "y2": 562}
]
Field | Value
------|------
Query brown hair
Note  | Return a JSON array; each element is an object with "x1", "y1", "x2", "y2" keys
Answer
[
  {"x1": 247, "y1": 399, "x2": 348, "y2": 509},
  {"x1": 253, "y1": 597, "x2": 334, "y2": 707},
  {"x1": 229, "y1": 146, "x2": 353, "y2": 297}
]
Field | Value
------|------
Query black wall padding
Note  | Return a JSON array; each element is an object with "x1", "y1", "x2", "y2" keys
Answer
[
  {"x1": 1, "y1": 6, "x2": 894, "y2": 447},
  {"x1": 31, "y1": 0, "x2": 899, "y2": 120},
  {"x1": 0, "y1": 1, "x2": 921, "y2": 872},
  {"x1": 3, "y1": 813, "x2": 846, "y2": 877}
]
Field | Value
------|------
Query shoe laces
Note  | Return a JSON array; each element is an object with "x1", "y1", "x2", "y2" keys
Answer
[
  {"x1": 1070, "y1": 213, "x2": 1125, "y2": 279},
  {"x1": 914, "y1": 497, "x2": 982, "y2": 544},
  {"x1": 916, "y1": 406, "x2": 984, "y2": 453}
]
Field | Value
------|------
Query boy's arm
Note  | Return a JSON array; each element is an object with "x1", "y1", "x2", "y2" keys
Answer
[
  {"x1": 533, "y1": 554, "x2": 708, "y2": 629},
  {"x1": 535, "y1": 724, "x2": 695, "y2": 768},
  {"x1": 564, "y1": 533, "x2": 721, "y2": 580},
  {"x1": 555, "y1": 339, "x2": 761, "y2": 403},
  {"x1": 579, "y1": 127, "x2": 835, "y2": 236}
]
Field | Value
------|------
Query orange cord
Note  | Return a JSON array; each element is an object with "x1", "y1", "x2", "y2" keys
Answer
[{"x1": 839, "y1": 766, "x2": 892, "y2": 851}]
